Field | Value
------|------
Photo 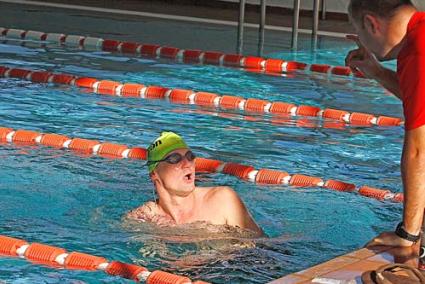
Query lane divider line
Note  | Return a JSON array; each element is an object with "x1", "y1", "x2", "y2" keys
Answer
[
  {"x1": 0, "y1": 126, "x2": 404, "y2": 203},
  {"x1": 0, "y1": 26, "x2": 367, "y2": 81},
  {"x1": 0, "y1": 234, "x2": 209, "y2": 283},
  {"x1": 0, "y1": 65, "x2": 403, "y2": 128}
]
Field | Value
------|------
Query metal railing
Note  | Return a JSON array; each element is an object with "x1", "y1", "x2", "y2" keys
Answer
[
  {"x1": 291, "y1": 0, "x2": 301, "y2": 50},
  {"x1": 237, "y1": 0, "x2": 326, "y2": 53},
  {"x1": 258, "y1": 0, "x2": 266, "y2": 56},
  {"x1": 237, "y1": 0, "x2": 246, "y2": 54}
]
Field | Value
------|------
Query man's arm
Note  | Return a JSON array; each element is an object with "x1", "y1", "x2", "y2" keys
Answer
[
  {"x1": 401, "y1": 125, "x2": 425, "y2": 235},
  {"x1": 367, "y1": 126, "x2": 425, "y2": 247},
  {"x1": 345, "y1": 35, "x2": 401, "y2": 100},
  {"x1": 371, "y1": 66, "x2": 401, "y2": 100}
]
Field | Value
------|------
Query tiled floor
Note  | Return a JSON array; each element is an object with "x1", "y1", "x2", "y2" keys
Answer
[{"x1": 270, "y1": 244, "x2": 420, "y2": 283}]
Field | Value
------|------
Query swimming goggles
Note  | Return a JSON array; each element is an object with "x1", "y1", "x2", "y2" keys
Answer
[{"x1": 147, "y1": 150, "x2": 196, "y2": 165}]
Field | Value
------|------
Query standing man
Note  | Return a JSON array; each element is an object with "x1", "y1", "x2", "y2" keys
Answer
[{"x1": 345, "y1": 0, "x2": 425, "y2": 247}]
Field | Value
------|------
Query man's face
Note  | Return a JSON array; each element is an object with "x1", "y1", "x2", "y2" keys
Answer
[
  {"x1": 152, "y1": 148, "x2": 196, "y2": 196},
  {"x1": 350, "y1": 14, "x2": 393, "y2": 60}
]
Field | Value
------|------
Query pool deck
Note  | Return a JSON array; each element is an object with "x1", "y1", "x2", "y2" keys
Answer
[
  {"x1": 24, "y1": 0, "x2": 355, "y2": 34},
  {"x1": 270, "y1": 244, "x2": 420, "y2": 283}
]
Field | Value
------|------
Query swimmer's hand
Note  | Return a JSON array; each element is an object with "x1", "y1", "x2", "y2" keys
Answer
[
  {"x1": 365, "y1": 231, "x2": 415, "y2": 248},
  {"x1": 345, "y1": 34, "x2": 382, "y2": 79}
]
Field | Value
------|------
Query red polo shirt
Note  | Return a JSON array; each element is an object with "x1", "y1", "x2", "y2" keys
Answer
[{"x1": 398, "y1": 12, "x2": 425, "y2": 131}]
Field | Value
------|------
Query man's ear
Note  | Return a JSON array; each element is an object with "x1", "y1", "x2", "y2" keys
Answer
[
  {"x1": 150, "y1": 171, "x2": 161, "y2": 187},
  {"x1": 150, "y1": 171, "x2": 157, "y2": 181},
  {"x1": 363, "y1": 14, "x2": 379, "y2": 34}
]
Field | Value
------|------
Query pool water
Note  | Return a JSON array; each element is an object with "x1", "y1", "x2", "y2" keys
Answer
[{"x1": 0, "y1": 9, "x2": 405, "y2": 284}]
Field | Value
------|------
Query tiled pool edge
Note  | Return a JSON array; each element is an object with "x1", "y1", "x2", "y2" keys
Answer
[{"x1": 269, "y1": 245, "x2": 419, "y2": 283}]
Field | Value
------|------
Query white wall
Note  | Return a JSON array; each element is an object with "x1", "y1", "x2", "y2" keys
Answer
[
  {"x1": 413, "y1": 0, "x2": 425, "y2": 10},
  {"x1": 223, "y1": 0, "x2": 425, "y2": 13}
]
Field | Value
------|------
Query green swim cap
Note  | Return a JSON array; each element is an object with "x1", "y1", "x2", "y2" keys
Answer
[{"x1": 147, "y1": 131, "x2": 189, "y2": 173}]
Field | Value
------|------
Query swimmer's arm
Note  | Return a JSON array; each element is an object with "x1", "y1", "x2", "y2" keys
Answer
[
  {"x1": 220, "y1": 187, "x2": 264, "y2": 236},
  {"x1": 125, "y1": 209, "x2": 143, "y2": 220},
  {"x1": 126, "y1": 206, "x2": 144, "y2": 220},
  {"x1": 121, "y1": 207, "x2": 146, "y2": 230},
  {"x1": 125, "y1": 202, "x2": 156, "y2": 221}
]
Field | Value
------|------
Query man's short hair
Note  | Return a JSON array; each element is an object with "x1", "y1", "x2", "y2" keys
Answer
[{"x1": 349, "y1": 0, "x2": 414, "y2": 20}]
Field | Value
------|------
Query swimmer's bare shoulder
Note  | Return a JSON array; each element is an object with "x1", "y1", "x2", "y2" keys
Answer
[
  {"x1": 202, "y1": 186, "x2": 236, "y2": 201},
  {"x1": 201, "y1": 186, "x2": 264, "y2": 236},
  {"x1": 202, "y1": 186, "x2": 244, "y2": 215},
  {"x1": 126, "y1": 201, "x2": 158, "y2": 221}
]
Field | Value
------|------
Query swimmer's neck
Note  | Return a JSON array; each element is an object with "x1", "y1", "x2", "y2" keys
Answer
[{"x1": 156, "y1": 187, "x2": 198, "y2": 224}]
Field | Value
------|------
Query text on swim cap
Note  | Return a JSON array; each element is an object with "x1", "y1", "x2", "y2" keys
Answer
[{"x1": 148, "y1": 139, "x2": 162, "y2": 151}]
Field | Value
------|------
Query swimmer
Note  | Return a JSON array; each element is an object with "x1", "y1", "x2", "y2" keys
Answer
[{"x1": 126, "y1": 131, "x2": 264, "y2": 237}]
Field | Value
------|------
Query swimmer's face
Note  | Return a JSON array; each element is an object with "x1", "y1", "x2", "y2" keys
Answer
[{"x1": 151, "y1": 148, "x2": 196, "y2": 196}]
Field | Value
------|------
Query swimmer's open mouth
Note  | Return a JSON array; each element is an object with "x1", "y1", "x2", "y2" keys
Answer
[{"x1": 184, "y1": 173, "x2": 193, "y2": 181}]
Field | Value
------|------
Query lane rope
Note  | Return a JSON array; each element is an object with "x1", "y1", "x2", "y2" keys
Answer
[
  {"x1": 0, "y1": 27, "x2": 367, "y2": 80},
  {"x1": 0, "y1": 234, "x2": 209, "y2": 283},
  {"x1": 0, "y1": 127, "x2": 404, "y2": 203},
  {"x1": 0, "y1": 65, "x2": 403, "y2": 128}
]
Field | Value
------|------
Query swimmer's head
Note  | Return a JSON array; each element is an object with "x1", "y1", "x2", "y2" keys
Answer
[{"x1": 147, "y1": 131, "x2": 189, "y2": 173}]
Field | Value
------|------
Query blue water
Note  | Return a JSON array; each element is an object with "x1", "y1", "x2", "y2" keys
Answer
[{"x1": 0, "y1": 17, "x2": 405, "y2": 284}]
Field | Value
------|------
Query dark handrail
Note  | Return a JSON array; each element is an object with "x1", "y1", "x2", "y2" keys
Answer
[
  {"x1": 291, "y1": 0, "x2": 300, "y2": 50},
  {"x1": 258, "y1": 0, "x2": 267, "y2": 56},
  {"x1": 237, "y1": 0, "x2": 246, "y2": 54}
]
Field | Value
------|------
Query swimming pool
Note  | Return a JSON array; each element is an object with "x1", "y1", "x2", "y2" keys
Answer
[{"x1": 0, "y1": 4, "x2": 405, "y2": 284}]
